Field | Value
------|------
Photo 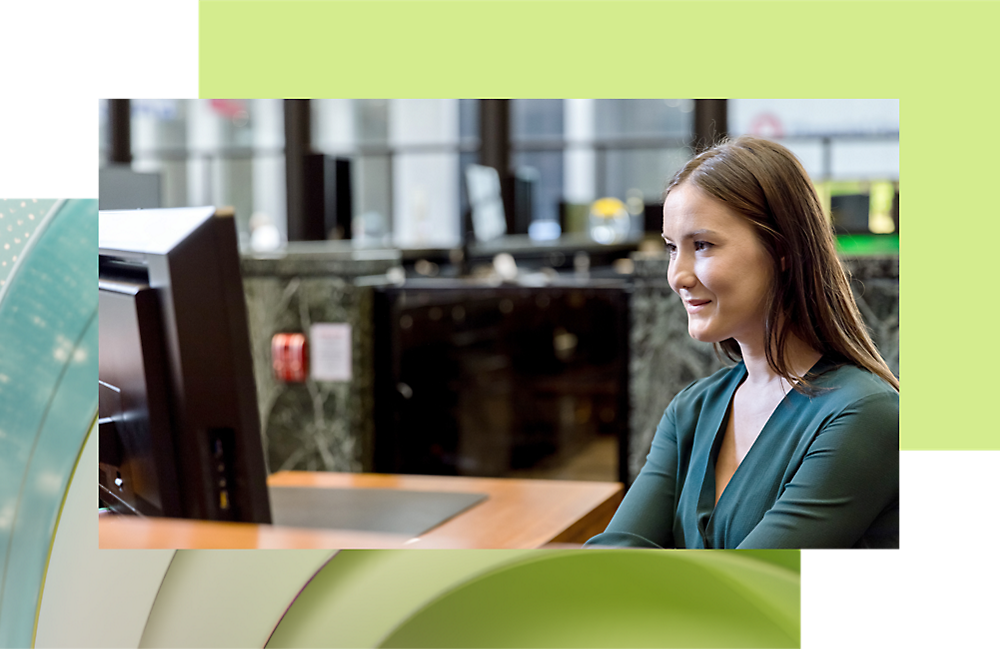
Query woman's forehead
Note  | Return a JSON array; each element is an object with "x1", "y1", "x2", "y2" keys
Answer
[{"x1": 662, "y1": 184, "x2": 751, "y2": 238}]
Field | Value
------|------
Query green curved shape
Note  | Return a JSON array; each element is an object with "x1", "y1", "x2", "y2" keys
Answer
[
  {"x1": 0, "y1": 199, "x2": 97, "y2": 648},
  {"x1": 266, "y1": 550, "x2": 797, "y2": 649},
  {"x1": 266, "y1": 550, "x2": 539, "y2": 648},
  {"x1": 139, "y1": 549, "x2": 337, "y2": 648},
  {"x1": 733, "y1": 549, "x2": 799, "y2": 574},
  {"x1": 379, "y1": 551, "x2": 799, "y2": 648}
]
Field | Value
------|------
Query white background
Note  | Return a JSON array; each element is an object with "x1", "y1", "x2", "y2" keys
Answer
[{"x1": 4, "y1": 2, "x2": 991, "y2": 648}]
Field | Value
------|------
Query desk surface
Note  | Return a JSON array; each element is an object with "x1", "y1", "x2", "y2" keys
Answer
[{"x1": 99, "y1": 472, "x2": 623, "y2": 549}]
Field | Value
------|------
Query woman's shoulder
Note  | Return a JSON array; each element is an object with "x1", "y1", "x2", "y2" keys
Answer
[
  {"x1": 809, "y1": 360, "x2": 899, "y2": 410},
  {"x1": 801, "y1": 361, "x2": 899, "y2": 456}
]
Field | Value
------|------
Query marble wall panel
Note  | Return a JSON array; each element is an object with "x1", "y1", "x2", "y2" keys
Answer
[{"x1": 241, "y1": 249, "x2": 397, "y2": 474}]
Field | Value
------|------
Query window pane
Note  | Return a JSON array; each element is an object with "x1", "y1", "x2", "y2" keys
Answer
[
  {"x1": 512, "y1": 151, "x2": 563, "y2": 224},
  {"x1": 459, "y1": 151, "x2": 477, "y2": 226},
  {"x1": 357, "y1": 99, "x2": 389, "y2": 147},
  {"x1": 389, "y1": 99, "x2": 458, "y2": 147},
  {"x1": 459, "y1": 99, "x2": 479, "y2": 141},
  {"x1": 128, "y1": 99, "x2": 286, "y2": 244},
  {"x1": 131, "y1": 156, "x2": 188, "y2": 208},
  {"x1": 594, "y1": 99, "x2": 693, "y2": 139},
  {"x1": 772, "y1": 140, "x2": 826, "y2": 178},
  {"x1": 832, "y1": 140, "x2": 900, "y2": 179},
  {"x1": 211, "y1": 156, "x2": 255, "y2": 245},
  {"x1": 131, "y1": 99, "x2": 186, "y2": 154},
  {"x1": 356, "y1": 153, "x2": 392, "y2": 241},
  {"x1": 393, "y1": 152, "x2": 460, "y2": 248},
  {"x1": 730, "y1": 99, "x2": 899, "y2": 138},
  {"x1": 728, "y1": 99, "x2": 899, "y2": 181},
  {"x1": 312, "y1": 99, "x2": 356, "y2": 151},
  {"x1": 252, "y1": 153, "x2": 287, "y2": 242},
  {"x1": 599, "y1": 148, "x2": 690, "y2": 202},
  {"x1": 511, "y1": 99, "x2": 563, "y2": 142},
  {"x1": 249, "y1": 99, "x2": 285, "y2": 149}
]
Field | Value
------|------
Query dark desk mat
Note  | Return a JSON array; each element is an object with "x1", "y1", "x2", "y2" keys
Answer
[{"x1": 268, "y1": 486, "x2": 488, "y2": 537}]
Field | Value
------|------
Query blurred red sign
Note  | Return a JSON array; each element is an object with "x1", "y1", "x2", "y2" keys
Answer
[
  {"x1": 210, "y1": 99, "x2": 247, "y2": 119},
  {"x1": 272, "y1": 333, "x2": 308, "y2": 382}
]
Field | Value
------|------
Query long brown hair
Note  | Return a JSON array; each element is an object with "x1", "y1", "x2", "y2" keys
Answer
[{"x1": 664, "y1": 136, "x2": 899, "y2": 392}]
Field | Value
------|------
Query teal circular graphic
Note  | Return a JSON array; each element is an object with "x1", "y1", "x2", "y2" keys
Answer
[{"x1": 0, "y1": 199, "x2": 97, "y2": 647}]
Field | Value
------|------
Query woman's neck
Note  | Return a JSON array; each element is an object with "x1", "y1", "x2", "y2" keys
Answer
[{"x1": 738, "y1": 332, "x2": 823, "y2": 391}]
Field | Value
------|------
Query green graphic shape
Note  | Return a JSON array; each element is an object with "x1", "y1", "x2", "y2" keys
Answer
[
  {"x1": 139, "y1": 549, "x2": 336, "y2": 648},
  {"x1": 267, "y1": 550, "x2": 799, "y2": 649},
  {"x1": 267, "y1": 550, "x2": 538, "y2": 648},
  {"x1": 380, "y1": 551, "x2": 799, "y2": 648}
]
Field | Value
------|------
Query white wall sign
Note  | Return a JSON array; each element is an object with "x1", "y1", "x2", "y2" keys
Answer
[{"x1": 309, "y1": 323, "x2": 353, "y2": 382}]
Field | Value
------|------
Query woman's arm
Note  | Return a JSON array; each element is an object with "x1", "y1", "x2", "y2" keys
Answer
[
  {"x1": 737, "y1": 391, "x2": 899, "y2": 549},
  {"x1": 584, "y1": 407, "x2": 682, "y2": 548}
]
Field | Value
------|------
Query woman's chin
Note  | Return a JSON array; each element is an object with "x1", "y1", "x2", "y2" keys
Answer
[
  {"x1": 687, "y1": 324, "x2": 721, "y2": 344},
  {"x1": 687, "y1": 328, "x2": 710, "y2": 342}
]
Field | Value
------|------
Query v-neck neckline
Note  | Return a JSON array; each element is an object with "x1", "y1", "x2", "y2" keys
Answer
[{"x1": 695, "y1": 354, "x2": 830, "y2": 546}]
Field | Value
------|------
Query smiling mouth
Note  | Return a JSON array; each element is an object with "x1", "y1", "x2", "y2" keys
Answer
[{"x1": 684, "y1": 299, "x2": 711, "y2": 313}]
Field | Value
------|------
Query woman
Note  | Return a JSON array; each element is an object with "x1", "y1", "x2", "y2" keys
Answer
[{"x1": 586, "y1": 136, "x2": 899, "y2": 549}]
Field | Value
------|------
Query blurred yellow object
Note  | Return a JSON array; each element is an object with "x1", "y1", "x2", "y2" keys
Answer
[
  {"x1": 591, "y1": 197, "x2": 627, "y2": 218},
  {"x1": 869, "y1": 181, "x2": 896, "y2": 234},
  {"x1": 589, "y1": 197, "x2": 631, "y2": 244}
]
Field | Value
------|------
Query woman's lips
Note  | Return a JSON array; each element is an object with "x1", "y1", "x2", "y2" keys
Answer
[{"x1": 684, "y1": 299, "x2": 711, "y2": 314}]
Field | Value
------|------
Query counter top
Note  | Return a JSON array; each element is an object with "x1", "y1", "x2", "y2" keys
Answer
[{"x1": 99, "y1": 472, "x2": 624, "y2": 549}]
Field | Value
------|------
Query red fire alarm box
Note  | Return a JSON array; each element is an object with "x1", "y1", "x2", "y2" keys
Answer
[{"x1": 272, "y1": 333, "x2": 308, "y2": 382}]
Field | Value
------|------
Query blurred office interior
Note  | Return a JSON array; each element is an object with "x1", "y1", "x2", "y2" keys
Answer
[{"x1": 98, "y1": 99, "x2": 899, "y2": 487}]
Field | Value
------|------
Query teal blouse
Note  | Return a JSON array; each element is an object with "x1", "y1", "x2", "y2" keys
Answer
[{"x1": 587, "y1": 357, "x2": 899, "y2": 549}]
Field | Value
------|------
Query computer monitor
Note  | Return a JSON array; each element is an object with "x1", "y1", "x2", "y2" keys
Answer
[
  {"x1": 829, "y1": 193, "x2": 871, "y2": 235},
  {"x1": 465, "y1": 164, "x2": 507, "y2": 242},
  {"x1": 98, "y1": 206, "x2": 488, "y2": 536},
  {"x1": 98, "y1": 206, "x2": 272, "y2": 523}
]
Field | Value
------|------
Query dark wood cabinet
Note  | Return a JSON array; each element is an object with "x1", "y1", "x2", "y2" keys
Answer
[{"x1": 373, "y1": 280, "x2": 630, "y2": 484}]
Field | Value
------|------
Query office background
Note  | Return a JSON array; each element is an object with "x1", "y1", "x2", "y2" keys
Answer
[
  {"x1": 98, "y1": 98, "x2": 898, "y2": 484},
  {"x1": 99, "y1": 98, "x2": 899, "y2": 249}
]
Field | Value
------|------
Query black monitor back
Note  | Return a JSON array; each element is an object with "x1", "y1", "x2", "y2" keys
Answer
[{"x1": 98, "y1": 206, "x2": 271, "y2": 523}]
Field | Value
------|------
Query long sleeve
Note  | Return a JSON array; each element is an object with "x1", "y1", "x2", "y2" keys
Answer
[
  {"x1": 584, "y1": 406, "x2": 681, "y2": 549},
  {"x1": 736, "y1": 391, "x2": 899, "y2": 549}
]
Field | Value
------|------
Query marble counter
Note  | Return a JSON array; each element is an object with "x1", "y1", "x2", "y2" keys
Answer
[
  {"x1": 627, "y1": 252, "x2": 899, "y2": 482},
  {"x1": 241, "y1": 243, "x2": 400, "y2": 474}
]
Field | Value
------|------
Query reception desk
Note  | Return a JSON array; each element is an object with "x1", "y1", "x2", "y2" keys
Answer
[{"x1": 99, "y1": 472, "x2": 623, "y2": 549}]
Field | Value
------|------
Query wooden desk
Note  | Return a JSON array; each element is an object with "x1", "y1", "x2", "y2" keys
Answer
[{"x1": 99, "y1": 472, "x2": 623, "y2": 549}]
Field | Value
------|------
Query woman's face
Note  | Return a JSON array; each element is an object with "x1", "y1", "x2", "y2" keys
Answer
[{"x1": 662, "y1": 182, "x2": 775, "y2": 347}]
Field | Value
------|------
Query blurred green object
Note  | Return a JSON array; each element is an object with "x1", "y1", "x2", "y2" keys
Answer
[
  {"x1": 0, "y1": 199, "x2": 97, "y2": 647},
  {"x1": 836, "y1": 233, "x2": 900, "y2": 256},
  {"x1": 562, "y1": 202, "x2": 591, "y2": 234}
]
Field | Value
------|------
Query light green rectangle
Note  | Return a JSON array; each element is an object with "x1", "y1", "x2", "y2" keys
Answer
[{"x1": 199, "y1": 0, "x2": 1000, "y2": 450}]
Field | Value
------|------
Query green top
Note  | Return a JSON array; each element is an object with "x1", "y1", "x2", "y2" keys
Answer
[{"x1": 587, "y1": 357, "x2": 899, "y2": 549}]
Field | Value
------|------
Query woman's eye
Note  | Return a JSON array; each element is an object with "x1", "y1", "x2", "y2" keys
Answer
[
  {"x1": 664, "y1": 242, "x2": 677, "y2": 255},
  {"x1": 694, "y1": 240, "x2": 713, "y2": 251}
]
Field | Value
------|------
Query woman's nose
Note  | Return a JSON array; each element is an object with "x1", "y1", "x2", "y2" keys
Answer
[{"x1": 668, "y1": 254, "x2": 695, "y2": 292}]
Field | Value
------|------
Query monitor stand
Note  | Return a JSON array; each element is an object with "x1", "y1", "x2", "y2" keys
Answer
[{"x1": 267, "y1": 485, "x2": 487, "y2": 537}]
